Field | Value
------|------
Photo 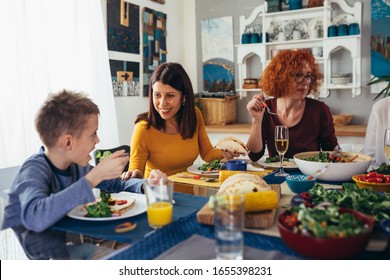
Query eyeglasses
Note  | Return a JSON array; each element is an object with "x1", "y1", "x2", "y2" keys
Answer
[{"x1": 294, "y1": 73, "x2": 316, "y2": 84}]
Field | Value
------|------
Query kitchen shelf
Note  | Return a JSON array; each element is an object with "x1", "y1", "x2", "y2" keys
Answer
[{"x1": 236, "y1": 0, "x2": 362, "y2": 99}]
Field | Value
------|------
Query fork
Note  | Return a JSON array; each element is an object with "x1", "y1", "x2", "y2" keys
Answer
[
  {"x1": 260, "y1": 100, "x2": 277, "y2": 115},
  {"x1": 201, "y1": 177, "x2": 216, "y2": 182}
]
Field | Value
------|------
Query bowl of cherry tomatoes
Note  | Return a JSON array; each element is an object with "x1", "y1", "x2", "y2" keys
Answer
[{"x1": 352, "y1": 172, "x2": 390, "y2": 192}]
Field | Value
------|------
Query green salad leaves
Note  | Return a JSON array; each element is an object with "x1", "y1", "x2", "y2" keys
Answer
[
  {"x1": 198, "y1": 159, "x2": 221, "y2": 171},
  {"x1": 285, "y1": 204, "x2": 368, "y2": 238},
  {"x1": 85, "y1": 190, "x2": 112, "y2": 218},
  {"x1": 307, "y1": 183, "x2": 390, "y2": 221}
]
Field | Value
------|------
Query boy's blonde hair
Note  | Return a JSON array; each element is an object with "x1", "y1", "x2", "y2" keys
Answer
[{"x1": 35, "y1": 89, "x2": 100, "y2": 148}]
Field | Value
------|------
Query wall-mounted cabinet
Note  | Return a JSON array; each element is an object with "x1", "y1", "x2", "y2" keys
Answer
[{"x1": 236, "y1": 0, "x2": 362, "y2": 99}]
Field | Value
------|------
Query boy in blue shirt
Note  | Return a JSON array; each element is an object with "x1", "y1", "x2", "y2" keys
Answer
[{"x1": 1, "y1": 90, "x2": 166, "y2": 259}]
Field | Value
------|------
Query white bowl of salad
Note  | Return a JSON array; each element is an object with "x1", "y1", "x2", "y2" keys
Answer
[{"x1": 293, "y1": 151, "x2": 372, "y2": 182}]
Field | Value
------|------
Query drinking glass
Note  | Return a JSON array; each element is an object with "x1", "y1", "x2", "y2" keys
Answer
[
  {"x1": 214, "y1": 194, "x2": 245, "y2": 260},
  {"x1": 144, "y1": 179, "x2": 174, "y2": 229},
  {"x1": 384, "y1": 128, "x2": 390, "y2": 163},
  {"x1": 274, "y1": 125, "x2": 289, "y2": 176}
]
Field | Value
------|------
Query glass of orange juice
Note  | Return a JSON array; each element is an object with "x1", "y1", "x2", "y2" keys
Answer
[{"x1": 144, "y1": 179, "x2": 173, "y2": 229}]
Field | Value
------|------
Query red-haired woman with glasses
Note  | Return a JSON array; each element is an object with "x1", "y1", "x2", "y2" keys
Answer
[{"x1": 246, "y1": 49, "x2": 338, "y2": 161}]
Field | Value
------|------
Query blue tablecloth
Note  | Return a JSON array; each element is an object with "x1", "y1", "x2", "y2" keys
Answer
[
  {"x1": 51, "y1": 192, "x2": 208, "y2": 243},
  {"x1": 107, "y1": 212, "x2": 390, "y2": 260}
]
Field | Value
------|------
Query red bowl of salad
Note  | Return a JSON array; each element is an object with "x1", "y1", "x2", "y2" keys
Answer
[{"x1": 277, "y1": 204, "x2": 374, "y2": 259}]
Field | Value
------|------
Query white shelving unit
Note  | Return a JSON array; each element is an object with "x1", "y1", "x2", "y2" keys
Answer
[{"x1": 236, "y1": 0, "x2": 362, "y2": 99}]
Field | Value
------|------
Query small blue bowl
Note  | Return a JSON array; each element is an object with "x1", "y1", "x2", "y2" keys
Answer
[
  {"x1": 380, "y1": 218, "x2": 390, "y2": 238},
  {"x1": 220, "y1": 160, "x2": 247, "y2": 171},
  {"x1": 285, "y1": 175, "x2": 316, "y2": 194}
]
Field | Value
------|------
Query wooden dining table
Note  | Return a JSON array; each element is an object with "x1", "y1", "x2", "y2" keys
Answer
[{"x1": 49, "y1": 169, "x2": 390, "y2": 260}]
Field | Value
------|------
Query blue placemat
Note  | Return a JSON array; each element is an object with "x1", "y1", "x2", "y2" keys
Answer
[
  {"x1": 107, "y1": 212, "x2": 299, "y2": 260},
  {"x1": 51, "y1": 192, "x2": 208, "y2": 243},
  {"x1": 107, "y1": 212, "x2": 390, "y2": 260}
]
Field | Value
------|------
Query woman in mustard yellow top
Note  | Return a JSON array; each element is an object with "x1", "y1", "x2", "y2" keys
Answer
[{"x1": 122, "y1": 62, "x2": 237, "y2": 178}]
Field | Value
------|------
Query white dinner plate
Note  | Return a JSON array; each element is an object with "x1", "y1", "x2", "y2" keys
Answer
[
  {"x1": 258, "y1": 158, "x2": 299, "y2": 170},
  {"x1": 67, "y1": 192, "x2": 147, "y2": 221},
  {"x1": 267, "y1": 19, "x2": 307, "y2": 41},
  {"x1": 332, "y1": 13, "x2": 358, "y2": 25},
  {"x1": 308, "y1": 16, "x2": 324, "y2": 38},
  {"x1": 187, "y1": 162, "x2": 265, "y2": 175},
  {"x1": 246, "y1": 164, "x2": 265, "y2": 172},
  {"x1": 187, "y1": 164, "x2": 219, "y2": 178}
]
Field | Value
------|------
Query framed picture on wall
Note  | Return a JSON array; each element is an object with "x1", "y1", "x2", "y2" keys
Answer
[
  {"x1": 107, "y1": 0, "x2": 140, "y2": 54},
  {"x1": 142, "y1": 7, "x2": 167, "y2": 96},
  {"x1": 109, "y1": 59, "x2": 140, "y2": 97},
  {"x1": 370, "y1": 0, "x2": 390, "y2": 94},
  {"x1": 150, "y1": 0, "x2": 165, "y2": 4},
  {"x1": 201, "y1": 16, "x2": 235, "y2": 93}
]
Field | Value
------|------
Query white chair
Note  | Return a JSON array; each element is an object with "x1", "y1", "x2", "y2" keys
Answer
[
  {"x1": 0, "y1": 165, "x2": 21, "y2": 226},
  {"x1": 0, "y1": 165, "x2": 28, "y2": 259}
]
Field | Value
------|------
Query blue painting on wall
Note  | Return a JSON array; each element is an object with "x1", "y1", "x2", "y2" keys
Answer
[
  {"x1": 371, "y1": 0, "x2": 390, "y2": 77},
  {"x1": 107, "y1": 0, "x2": 140, "y2": 54},
  {"x1": 142, "y1": 7, "x2": 167, "y2": 96},
  {"x1": 201, "y1": 16, "x2": 235, "y2": 93}
]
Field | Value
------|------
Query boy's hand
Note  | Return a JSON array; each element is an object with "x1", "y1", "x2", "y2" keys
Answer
[
  {"x1": 86, "y1": 150, "x2": 129, "y2": 187},
  {"x1": 121, "y1": 169, "x2": 144, "y2": 180}
]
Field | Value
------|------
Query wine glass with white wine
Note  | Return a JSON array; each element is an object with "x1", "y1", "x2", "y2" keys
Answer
[
  {"x1": 384, "y1": 128, "x2": 390, "y2": 163},
  {"x1": 274, "y1": 125, "x2": 289, "y2": 176}
]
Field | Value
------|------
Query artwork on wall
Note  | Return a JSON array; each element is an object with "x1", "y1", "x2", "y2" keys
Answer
[
  {"x1": 371, "y1": 0, "x2": 390, "y2": 79},
  {"x1": 109, "y1": 59, "x2": 140, "y2": 97},
  {"x1": 107, "y1": 0, "x2": 140, "y2": 54},
  {"x1": 201, "y1": 16, "x2": 235, "y2": 93},
  {"x1": 143, "y1": 7, "x2": 167, "y2": 96},
  {"x1": 150, "y1": 0, "x2": 165, "y2": 4}
]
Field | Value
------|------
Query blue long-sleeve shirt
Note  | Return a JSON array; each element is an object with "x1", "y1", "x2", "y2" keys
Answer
[{"x1": 2, "y1": 147, "x2": 145, "y2": 233}]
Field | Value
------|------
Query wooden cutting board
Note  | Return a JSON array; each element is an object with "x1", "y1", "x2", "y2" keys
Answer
[{"x1": 196, "y1": 184, "x2": 281, "y2": 229}]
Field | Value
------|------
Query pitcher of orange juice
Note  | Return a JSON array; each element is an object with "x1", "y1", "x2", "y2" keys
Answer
[{"x1": 144, "y1": 179, "x2": 174, "y2": 229}]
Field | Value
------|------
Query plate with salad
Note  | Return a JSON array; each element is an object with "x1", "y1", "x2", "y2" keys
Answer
[
  {"x1": 68, "y1": 192, "x2": 147, "y2": 221},
  {"x1": 187, "y1": 159, "x2": 221, "y2": 178},
  {"x1": 258, "y1": 155, "x2": 298, "y2": 170}
]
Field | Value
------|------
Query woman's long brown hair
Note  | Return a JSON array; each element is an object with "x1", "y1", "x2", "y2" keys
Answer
[{"x1": 135, "y1": 62, "x2": 196, "y2": 139}]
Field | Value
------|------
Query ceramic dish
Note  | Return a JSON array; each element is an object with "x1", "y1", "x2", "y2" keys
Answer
[
  {"x1": 380, "y1": 219, "x2": 390, "y2": 238},
  {"x1": 352, "y1": 174, "x2": 390, "y2": 192},
  {"x1": 258, "y1": 158, "x2": 298, "y2": 170},
  {"x1": 285, "y1": 175, "x2": 316, "y2": 194},
  {"x1": 332, "y1": 13, "x2": 358, "y2": 25},
  {"x1": 293, "y1": 151, "x2": 371, "y2": 182},
  {"x1": 308, "y1": 16, "x2": 324, "y2": 38},
  {"x1": 187, "y1": 164, "x2": 219, "y2": 178},
  {"x1": 67, "y1": 192, "x2": 147, "y2": 221},
  {"x1": 290, "y1": 188, "x2": 341, "y2": 207},
  {"x1": 331, "y1": 76, "x2": 351, "y2": 85},
  {"x1": 267, "y1": 19, "x2": 307, "y2": 41},
  {"x1": 244, "y1": 22, "x2": 262, "y2": 35},
  {"x1": 277, "y1": 207, "x2": 374, "y2": 259}
]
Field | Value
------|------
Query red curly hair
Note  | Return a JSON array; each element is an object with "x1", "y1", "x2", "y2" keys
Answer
[{"x1": 259, "y1": 49, "x2": 322, "y2": 98}]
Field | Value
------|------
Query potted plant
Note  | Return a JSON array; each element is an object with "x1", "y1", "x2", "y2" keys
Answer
[{"x1": 368, "y1": 76, "x2": 390, "y2": 100}]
